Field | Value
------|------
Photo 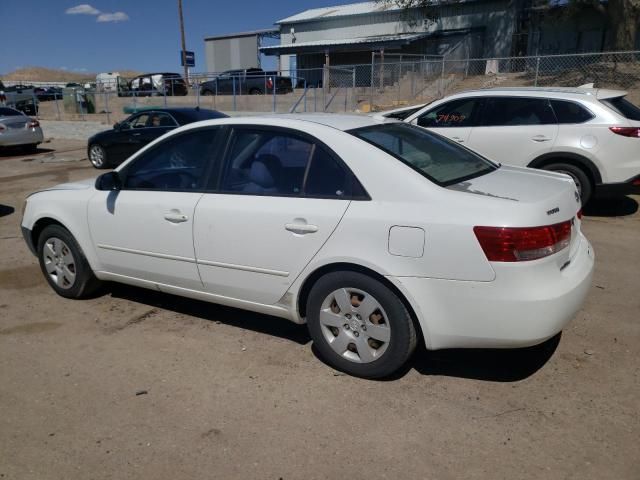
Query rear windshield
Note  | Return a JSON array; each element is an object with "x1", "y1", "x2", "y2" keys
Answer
[
  {"x1": 350, "y1": 123, "x2": 497, "y2": 186},
  {"x1": 0, "y1": 107, "x2": 22, "y2": 117},
  {"x1": 602, "y1": 96, "x2": 640, "y2": 121}
]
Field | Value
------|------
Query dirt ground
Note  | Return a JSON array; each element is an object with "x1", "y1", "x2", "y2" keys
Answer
[{"x1": 0, "y1": 139, "x2": 639, "y2": 480}]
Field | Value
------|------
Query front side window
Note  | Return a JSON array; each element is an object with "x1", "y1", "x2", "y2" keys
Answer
[
  {"x1": 127, "y1": 113, "x2": 150, "y2": 128},
  {"x1": 149, "y1": 112, "x2": 178, "y2": 128},
  {"x1": 350, "y1": 123, "x2": 497, "y2": 186},
  {"x1": 417, "y1": 98, "x2": 479, "y2": 128},
  {"x1": 220, "y1": 128, "x2": 357, "y2": 198},
  {"x1": 480, "y1": 97, "x2": 555, "y2": 126},
  {"x1": 122, "y1": 128, "x2": 220, "y2": 191}
]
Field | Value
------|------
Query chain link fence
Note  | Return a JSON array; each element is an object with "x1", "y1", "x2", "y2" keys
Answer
[{"x1": 5, "y1": 50, "x2": 640, "y2": 123}]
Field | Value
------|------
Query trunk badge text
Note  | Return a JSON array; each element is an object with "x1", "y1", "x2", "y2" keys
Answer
[{"x1": 547, "y1": 207, "x2": 560, "y2": 215}]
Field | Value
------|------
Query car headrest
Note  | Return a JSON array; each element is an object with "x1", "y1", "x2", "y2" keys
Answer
[{"x1": 248, "y1": 154, "x2": 282, "y2": 188}]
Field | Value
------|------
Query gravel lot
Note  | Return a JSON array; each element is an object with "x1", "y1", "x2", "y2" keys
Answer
[{"x1": 0, "y1": 139, "x2": 639, "y2": 479}]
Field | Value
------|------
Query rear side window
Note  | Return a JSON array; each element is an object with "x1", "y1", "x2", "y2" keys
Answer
[
  {"x1": 602, "y1": 96, "x2": 640, "y2": 121},
  {"x1": 220, "y1": 128, "x2": 358, "y2": 198},
  {"x1": 480, "y1": 97, "x2": 555, "y2": 126},
  {"x1": 417, "y1": 98, "x2": 479, "y2": 127},
  {"x1": 550, "y1": 100, "x2": 594, "y2": 124}
]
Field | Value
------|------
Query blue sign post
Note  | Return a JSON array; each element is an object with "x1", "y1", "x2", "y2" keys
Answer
[{"x1": 180, "y1": 50, "x2": 195, "y2": 68}]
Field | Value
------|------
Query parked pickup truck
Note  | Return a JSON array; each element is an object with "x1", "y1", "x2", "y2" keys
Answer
[
  {"x1": 0, "y1": 80, "x2": 38, "y2": 115},
  {"x1": 199, "y1": 68, "x2": 293, "y2": 95}
]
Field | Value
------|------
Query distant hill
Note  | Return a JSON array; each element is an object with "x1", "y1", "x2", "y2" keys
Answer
[{"x1": 1, "y1": 67, "x2": 143, "y2": 82}]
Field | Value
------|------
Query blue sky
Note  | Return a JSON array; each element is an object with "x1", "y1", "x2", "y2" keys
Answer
[{"x1": 0, "y1": 0, "x2": 357, "y2": 75}]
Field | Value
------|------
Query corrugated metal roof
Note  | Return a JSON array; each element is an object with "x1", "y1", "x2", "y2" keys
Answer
[
  {"x1": 276, "y1": 1, "x2": 401, "y2": 24},
  {"x1": 260, "y1": 32, "x2": 428, "y2": 51},
  {"x1": 204, "y1": 28, "x2": 278, "y2": 41}
]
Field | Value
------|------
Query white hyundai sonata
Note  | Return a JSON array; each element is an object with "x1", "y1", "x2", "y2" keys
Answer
[{"x1": 21, "y1": 114, "x2": 594, "y2": 378}]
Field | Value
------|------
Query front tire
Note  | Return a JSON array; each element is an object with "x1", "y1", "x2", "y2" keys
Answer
[
  {"x1": 306, "y1": 271, "x2": 417, "y2": 379},
  {"x1": 88, "y1": 143, "x2": 109, "y2": 169},
  {"x1": 543, "y1": 162, "x2": 592, "y2": 205},
  {"x1": 37, "y1": 225, "x2": 102, "y2": 299}
]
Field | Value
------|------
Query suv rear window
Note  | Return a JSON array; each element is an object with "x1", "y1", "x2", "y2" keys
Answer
[
  {"x1": 550, "y1": 100, "x2": 594, "y2": 123},
  {"x1": 602, "y1": 96, "x2": 640, "y2": 121},
  {"x1": 350, "y1": 123, "x2": 497, "y2": 186}
]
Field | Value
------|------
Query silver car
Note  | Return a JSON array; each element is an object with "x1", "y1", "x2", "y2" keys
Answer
[{"x1": 0, "y1": 107, "x2": 44, "y2": 152}]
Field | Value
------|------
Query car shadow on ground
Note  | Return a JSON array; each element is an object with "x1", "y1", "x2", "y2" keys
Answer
[
  {"x1": 0, "y1": 204, "x2": 15, "y2": 217},
  {"x1": 107, "y1": 283, "x2": 311, "y2": 345},
  {"x1": 0, "y1": 147, "x2": 55, "y2": 158},
  {"x1": 584, "y1": 195, "x2": 638, "y2": 217},
  {"x1": 108, "y1": 283, "x2": 560, "y2": 381}
]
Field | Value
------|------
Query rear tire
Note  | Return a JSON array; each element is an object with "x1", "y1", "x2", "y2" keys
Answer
[
  {"x1": 37, "y1": 225, "x2": 102, "y2": 299},
  {"x1": 306, "y1": 271, "x2": 417, "y2": 379},
  {"x1": 88, "y1": 144, "x2": 109, "y2": 169},
  {"x1": 543, "y1": 162, "x2": 592, "y2": 205},
  {"x1": 201, "y1": 89, "x2": 214, "y2": 96}
]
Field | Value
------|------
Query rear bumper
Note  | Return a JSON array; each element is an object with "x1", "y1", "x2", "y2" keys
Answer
[
  {"x1": 0, "y1": 128, "x2": 44, "y2": 147},
  {"x1": 390, "y1": 234, "x2": 595, "y2": 350},
  {"x1": 595, "y1": 173, "x2": 640, "y2": 197}
]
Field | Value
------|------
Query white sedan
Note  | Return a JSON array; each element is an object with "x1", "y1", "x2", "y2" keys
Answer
[{"x1": 21, "y1": 114, "x2": 594, "y2": 378}]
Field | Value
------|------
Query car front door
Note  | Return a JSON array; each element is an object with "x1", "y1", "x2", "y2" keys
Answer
[
  {"x1": 193, "y1": 126, "x2": 357, "y2": 305},
  {"x1": 140, "y1": 111, "x2": 178, "y2": 144},
  {"x1": 88, "y1": 127, "x2": 222, "y2": 290},
  {"x1": 110, "y1": 112, "x2": 151, "y2": 161},
  {"x1": 466, "y1": 96, "x2": 559, "y2": 166},
  {"x1": 409, "y1": 97, "x2": 482, "y2": 144}
]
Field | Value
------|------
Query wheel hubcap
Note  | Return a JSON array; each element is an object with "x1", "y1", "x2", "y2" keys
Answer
[
  {"x1": 319, "y1": 288, "x2": 391, "y2": 363},
  {"x1": 89, "y1": 146, "x2": 104, "y2": 166},
  {"x1": 43, "y1": 237, "x2": 76, "y2": 289}
]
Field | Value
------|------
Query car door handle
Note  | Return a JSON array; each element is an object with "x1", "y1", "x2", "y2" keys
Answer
[
  {"x1": 451, "y1": 136, "x2": 465, "y2": 143},
  {"x1": 164, "y1": 212, "x2": 189, "y2": 223},
  {"x1": 285, "y1": 223, "x2": 318, "y2": 234},
  {"x1": 531, "y1": 135, "x2": 552, "y2": 142}
]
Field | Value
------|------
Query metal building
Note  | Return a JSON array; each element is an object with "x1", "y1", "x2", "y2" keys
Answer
[
  {"x1": 261, "y1": 1, "x2": 521, "y2": 77},
  {"x1": 204, "y1": 29, "x2": 278, "y2": 72}
]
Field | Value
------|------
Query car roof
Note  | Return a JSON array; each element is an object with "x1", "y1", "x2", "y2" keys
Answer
[
  {"x1": 261, "y1": 113, "x2": 393, "y2": 131},
  {"x1": 448, "y1": 86, "x2": 626, "y2": 100}
]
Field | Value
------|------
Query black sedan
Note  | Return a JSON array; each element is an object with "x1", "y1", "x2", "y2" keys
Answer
[{"x1": 87, "y1": 107, "x2": 227, "y2": 168}]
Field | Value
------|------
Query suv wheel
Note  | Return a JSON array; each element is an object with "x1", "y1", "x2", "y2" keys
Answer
[
  {"x1": 543, "y1": 162, "x2": 592, "y2": 205},
  {"x1": 306, "y1": 271, "x2": 417, "y2": 379}
]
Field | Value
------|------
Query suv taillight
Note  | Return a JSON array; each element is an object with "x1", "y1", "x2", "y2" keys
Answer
[
  {"x1": 27, "y1": 119, "x2": 39, "y2": 128},
  {"x1": 267, "y1": 77, "x2": 274, "y2": 89},
  {"x1": 473, "y1": 221, "x2": 572, "y2": 262},
  {"x1": 609, "y1": 126, "x2": 640, "y2": 137}
]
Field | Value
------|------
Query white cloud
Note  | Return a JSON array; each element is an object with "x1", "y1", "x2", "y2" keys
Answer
[
  {"x1": 65, "y1": 4, "x2": 100, "y2": 15},
  {"x1": 96, "y1": 11, "x2": 129, "y2": 22}
]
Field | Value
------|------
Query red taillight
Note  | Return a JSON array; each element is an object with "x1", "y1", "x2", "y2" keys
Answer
[
  {"x1": 28, "y1": 119, "x2": 39, "y2": 128},
  {"x1": 577, "y1": 209, "x2": 583, "y2": 220},
  {"x1": 609, "y1": 126, "x2": 640, "y2": 138},
  {"x1": 267, "y1": 77, "x2": 273, "y2": 89},
  {"x1": 474, "y1": 221, "x2": 572, "y2": 262}
]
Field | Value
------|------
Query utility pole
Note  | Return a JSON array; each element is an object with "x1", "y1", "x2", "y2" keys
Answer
[{"x1": 178, "y1": 0, "x2": 189, "y2": 84}]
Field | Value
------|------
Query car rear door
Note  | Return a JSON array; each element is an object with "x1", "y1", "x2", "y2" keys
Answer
[
  {"x1": 193, "y1": 126, "x2": 356, "y2": 305},
  {"x1": 408, "y1": 97, "x2": 482, "y2": 144},
  {"x1": 466, "y1": 96, "x2": 559, "y2": 166},
  {"x1": 88, "y1": 127, "x2": 222, "y2": 290}
]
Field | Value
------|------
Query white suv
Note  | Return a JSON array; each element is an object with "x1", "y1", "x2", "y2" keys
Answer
[{"x1": 380, "y1": 87, "x2": 640, "y2": 203}]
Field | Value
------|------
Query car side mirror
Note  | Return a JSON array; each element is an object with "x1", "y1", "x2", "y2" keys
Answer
[
  {"x1": 95, "y1": 171, "x2": 122, "y2": 191},
  {"x1": 113, "y1": 122, "x2": 120, "y2": 130}
]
